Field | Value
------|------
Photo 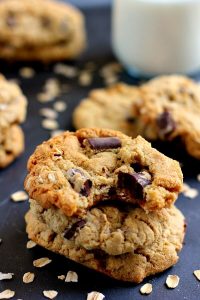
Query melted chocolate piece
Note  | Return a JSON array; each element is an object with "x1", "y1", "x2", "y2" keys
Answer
[
  {"x1": 66, "y1": 168, "x2": 92, "y2": 197},
  {"x1": 118, "y1": 171, "x2": 151, "y2": 199},
  {"x1": 157, "y1": 111, "x2": 176, "y2": 137},
  {"x1": 64, "y1": 219, "x2": 86, "y2": 240},
  {"x1": 86, "y1": 137, "x2": 121, "y2": 150}
]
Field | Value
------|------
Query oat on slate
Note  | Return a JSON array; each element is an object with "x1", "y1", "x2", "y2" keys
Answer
[
  {"x1": 19, "y1": 67, "x2": 35, "y2": 78},
  {"x1": 0, "y1": 289, "x2": 15, "y2": 299},
  {"x1": 194, "y1": 270, "x2": 200, "y2": 281},
  {"x1": 182, "y1": 183, "x2": 199, "y2": 199},
  {"x1": 140, "y1": 283, "x2": 153, "y2": 295},
  {"x1": 87, "y1": 291, "x2": 105, "y2": 300},
  {"x1": 65, "y1": 271, "x2": 78, "y2": 282},
  {"x1": 42, "y1": 119, "x2": 59, "y2": 130},
  {"x1": 11, "y1": 191, "x2": 28, "y2": 202},
  {"x1": 0, "y1": 272, "x2": 14, "y2": 280},
  {"x1": 26, "y1": 240, "x2": 36, "y2": 249},
  {"x1": 23, "y1": 272, "x2": 35, "y2": 283},
  {"x1": 40, "y1": 108, "x2": 58, "y2": 119},
  {"x1": 53, "y1": 64, "x2": 78, "y2": 78},
  {"x1": 33, "y1": 257, "x2": 52, "y2": 268},
  {"x1": 166, "y1": 275, "x2": 180, "y2": 288},
  {"x1": 57, "y1": 275, "x2": 65, "y2": 280},
  {"x1": 53, "y1": 101, "x2": 67, "y2": 112},
  {"x1": 43, "y1": 290, "x2": 58, "y2": 299}
]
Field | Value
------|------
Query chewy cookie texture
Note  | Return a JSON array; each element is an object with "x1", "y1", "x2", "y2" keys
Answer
[
  {"x1": 26, "y1": 199, "x2": 185, "y2": 283},
  {"x1": 24, "y1": 128, "x2": 183, "y2": 216},
  {"x1": 0, "y1": 74, "x2": 27, "y2": 168},
  {"x1": 0, "y1": 0, "x2": 86, "y2": 61}
]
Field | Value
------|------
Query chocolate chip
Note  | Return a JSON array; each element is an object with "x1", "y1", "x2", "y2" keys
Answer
[
  {"x1": 66, "y1": 168, "x2": 92, "y2": 197},
  {"x1": 64, "y1": 219, "x2": 86, "y2": 240},
  {"x1": 86, "y1": 137, "x2": 121, "y2": 150},
  {"x1": 157, "y1": 111, "x2": 176, "y2": 138},
  {"x1": 6, "y1": 14, "x2": 16, "y2": 27},
  {"x1": 131, "y1": 163, "x2": 143, "y2": 172},
  {"x1": 118, "y1": 172, "x2": 151, "y2": 199},
  {"x1": 126, "y1": 116, "x2": 135, "y2": 123}
]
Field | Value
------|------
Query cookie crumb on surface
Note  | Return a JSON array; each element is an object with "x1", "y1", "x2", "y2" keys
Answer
[
  {"x1": 26, "y1": 240, "x2": 36, "y2": 249},
  {"x1": 182, "y1": 183, "x2": 198, "y2": 199},
  {"x1": 11, "y1": 191, "x2": 28, "y2": 202},
  {"x1": 87, "y1": 291, "x2": 105, "y2": 300},
  {"x1": 37, "y1": 79, "x2": 61, "y2": 103},
  {"x1": 53, "y1": 63, "x2": 78, "y2": 78},
  {"x1": 33, "y1": 257, "x2": 52, "y2": 268},
  {"x1": 43, "y1": 290, "x2": 58, "y2": 299},
  {"x1": 65, "y1": 271, "x2": 78, "y2": 282},
  {"x1": 42, "y1": 119, "x2": 59, "y2": 130},
  {"x1": 19, "y1": 67, "x2": 35, "y2": 78},
  {"x1": 194, "y1": 270, "x2": 200, "y2": 280},
  {"x1": 140, "y1": 283, "x2": 153, "y2": 295},
  {"x1": 53, "y1": 101, "x2": 67, "y2": 112},
  {"x1": 39, "y1": 108, "x2": 58, "y2": 119},
  {"x1": 0, "y1": 289, "x2": 15, "y2": 299},
  {"x1": 166, "y1": 275, "x2": 180, "y2": 288},
  {"x1": 23, "y1": 272, "x2": 35, "y2": 283},
  {"x1": 78, "y1": 71, "x2": 92, "y2": 86},
  {"x1": 0, "y1": 272, "x2": 14, "y2": 280},
  {"x1": 57, "y1": 275, "x2": 65, "y2": 280}
]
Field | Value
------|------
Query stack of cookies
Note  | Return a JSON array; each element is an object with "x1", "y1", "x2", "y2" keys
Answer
[
  {"x1": 25, "y1": 128, "x2": 185, "y2": 283},
  {"x1": 73, "y1": 75, "x2": 200, "y2": 159},
  {"x1": 0, "y1": 75, "x2": 27, "y2": 168}
]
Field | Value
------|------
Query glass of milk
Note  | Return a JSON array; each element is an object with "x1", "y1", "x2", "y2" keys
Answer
[{"x1": 112, "y1": 0, "x2": 200, "y2": 77}]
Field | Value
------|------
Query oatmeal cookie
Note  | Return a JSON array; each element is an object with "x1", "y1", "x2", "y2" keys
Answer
[
  {"x1": 26, "y1": 199, "x2": 185, "y2": 283},
  {"x1": 0, "y1": 0, "x2": 86, "y2": 61},
  {"x1": 133, "y1": 75, "x2": 200, "y2": 159},
  {"x1": 24, "y1": 128, "x2": 183, "y2": 216},
  {"x1": 73, "y1": 83, "x2": 141, "y2": 136}
]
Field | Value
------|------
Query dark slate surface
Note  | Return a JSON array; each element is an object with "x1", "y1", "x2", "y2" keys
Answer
[{"x1": 1, "y1": 1, "x2": 200, "y2": 300}]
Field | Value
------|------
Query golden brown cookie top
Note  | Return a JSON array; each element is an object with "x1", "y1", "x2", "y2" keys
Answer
[
  {"x1": 25, "y1": 128, "x2": 183, "y2": 216},
  {"x1": 133, "y1": 75, "x2": 200, "y2": 158},
  {"x1": 0, "y1": 74, "x2": 27, "y2": 128},
  {"x1": 73, "y1": 83, "x2": 141, "y2": 137}
]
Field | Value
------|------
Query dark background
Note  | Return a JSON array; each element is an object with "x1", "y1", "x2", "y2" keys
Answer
[{"x1": 0, "y1": 1, "x2": 200, "y2": 299}]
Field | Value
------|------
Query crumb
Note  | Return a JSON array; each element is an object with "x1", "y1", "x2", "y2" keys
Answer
[
  {"x1": 53, "y1": 63, "x2": 78, "y2": 78},
  {"x1": 0, "y1": 273, "x2": 14, "y2": 280},
  {"x1": 65, "y1": 271, "x2": 78, "y2": 282},
  {"x1": 140, "y1": 283, "x2": 153, "y2": 295},
  {"x1": 78, "y1": 71, "x2": 92, "y2": 86},
  {"x1": 23, "y1": 272, "x2": 35, "y2": 283},
  {"x1": 50, "y1": 130, "x2": 65, "y2": 138},
  {"x1": 0, "y1": 289, "x2": 15, "y2": 299},
  {"x1": 43, "y1": 290, "x2": 58, "y2": 299},
  {"x1": 42, "y1": 119, "x2": 59, "y2": 130},
  {"x1": 87, "y1": 291, "x2": 105, "y2": 300},
  {"x1": 57, "y1": 275, "x2": 65, "y2": 281},
  {"x1": 19, "y1": 67, "x2": 35, "y2": 78},
  {"x1": 26, "y1": 240, "x2": 36, "y2": 249},
  {"x1": 53, "y1": 101, "x2": 67, "y2": 112},
  {"x1": 182, "y1": 183, "x2": 198, "y2": 199},
  {"x1": 194, "y1": 270, "x2": 200, "y2": 281},
  {"x1": 37, "y1": 79, "x2": 61, "y2": 103},
  {"x1": 39, "y1": 108, "x2": 58, "y2": 119}
]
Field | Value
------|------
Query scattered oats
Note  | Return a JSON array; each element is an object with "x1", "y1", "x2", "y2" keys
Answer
[
  {"x1": 78, "y1": 71, "x2": 92, "y2": 86},
  {"x1": 53, "y1": 101, "x2": 67, "y2": 112},
  {"x1": 87, "y1": 291, "x2": 105, "y2": 300},
  {"x1": 19, "y1": 67, "x2": 35, "y2": 78},
  {"x1": 43, "y1": 290, "x2": 58, "y2": 299},
  {"x1": 23, "y1": 272, "x2": 35, "y2": 283},
  {"x1": 48, "y1": 173, "x2": 57, "y2": 183},
  {"x1": 65, "y1": 271, "x2": 78, "y2": 282},
  {"x1": 26, "y1": 240, "x2": 36, "y2": 249},
  {"x1": 0, "y1": 273, "x2": 14, "y2": 280},
  {"x1": 104, "y1": 75, "x2": 118, "y2": 86},
  {"x1": 53, "y1": 63, "x2": 78, "y2": 78},
  {"x1": 197, "y1": 174, "x2": 200, "y2": 182},
  {"x1": 140, "y1": 283, "x2": 153, "y2": 295},
  {"x1": 57, "y1": 275, "x2": 65, "y2": 280},
  {"x1": 42, "y1": 119, "x2": 59, "y2": 130},
  {"x1": 39, "y1": 108, "x2": 58, "y2": 119},
  {"x1": 50, "y1": 130, "x2": 65, "y2": 138},
  {"x1": 182, "y1": 183, "x2": 198, "y2": 199},
  {"x1": 11, "y1": 191, "x2": 28, "y2": 202},
  {"x1": 37, "y1": 79, "x2": 61, "y2": 103},
  {"x1": 194, "y1": 270, "x2": 200, "y2": 280},
  {"x1": 33, "y1": 257, "x2": 52, "y2": 268},
  {"x1": 0, "y1": 290, "x2": 15, "y2": 299},
  {"x1": 166, "y1": 275, "x2": 180, "y2": 288}
]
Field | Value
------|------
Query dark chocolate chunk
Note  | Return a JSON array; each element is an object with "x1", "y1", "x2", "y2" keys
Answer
[
  {"x1": 131, "y1": 163, "x2": 143, "y2": 172},
  {"x1": 126, "y1": 116, "x2": 135, "y2": 123},
  {"x1": 118, "y1": 171, "x2": 151, "y2": 199},
  {"x1": 156, "y1": 111, "x2": 176, "y2": 137},
  {"x1": 66, "y1": 168, "x2": 92, "y2": 197},
  {"x1": 6, "y1": 14, "x2": 16, "y2": 27},
  {"x1": 64, "y1": 219, "x2": 86, "y2": 240},
  {"x1": 86, "y1": 137, "x2": 121, "y2": 150}
]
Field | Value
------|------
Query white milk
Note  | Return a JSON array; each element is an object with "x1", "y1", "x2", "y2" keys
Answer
[{"x1": 112, "y1": 0, "x2": 200, "y2": 76}]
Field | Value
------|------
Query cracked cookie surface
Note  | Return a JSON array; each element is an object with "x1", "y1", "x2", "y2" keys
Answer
[
  {"x1": 0, "y1": 124, "x2": 24, "y2": 168},
  {"x1": 26, "y1": 199, "x2": 185, "y2": 283},
  {"x1": 0, "y1": 74, "x2": 27, "y2": 129},
  {"x1": 0, "y1": 0, "x2": 86, "y2": 61},
  {"x1": 73, "y1": 83, "x2": 141, "y2": 137},
  {"x1": 24, "y1": 128, "x2": 183, "y2": 216},
  {"x1": 133, "y1": 75, "x2": 200, "y2": 159}
]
